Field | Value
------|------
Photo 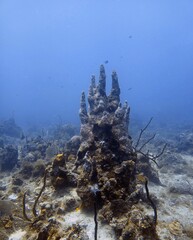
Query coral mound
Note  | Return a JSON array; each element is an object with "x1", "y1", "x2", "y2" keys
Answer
[
  {"x1": 75, "y1": 65, "x2": 158, "y2": 239},
  {"x1": 77, "y1": 65, "x2": 135, "y2": 205}
]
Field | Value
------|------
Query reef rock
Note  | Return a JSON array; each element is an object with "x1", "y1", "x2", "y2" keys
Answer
[
  {"x1": 51, "y1": 153, "x2": 77, "y2": 188},
  {"x1": 0, "y1": 118, "x2": 22, "y2": 138},
  {"x1": 0, "y1": 145, "x2": 18, "y2": 171}
]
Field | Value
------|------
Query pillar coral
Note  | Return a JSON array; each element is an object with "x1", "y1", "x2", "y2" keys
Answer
[{"x1": 76, "y1": 65, "x2": 158, "y2": 239}]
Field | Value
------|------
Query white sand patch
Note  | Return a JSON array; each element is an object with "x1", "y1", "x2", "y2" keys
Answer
[
  {"x1": 147, "y1": 153, "x2": 193, "y2": 239},
  {"x1": 8, "y1": 193, "x2": 18, "y2": 200},
  {"x1": 8, "y1": 230, "x2": 26, "y2": 240},
  {"x1": 60, "y1": 210, "x2": 116, "y2": 240}
]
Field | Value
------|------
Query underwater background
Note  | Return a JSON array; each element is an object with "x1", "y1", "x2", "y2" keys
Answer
[
  {"x1": 1, "y1": 1, "x2": 193, "y2": 240},
  {"x1": 1, "y1": 0, "x2": 193, "y2": 129}
]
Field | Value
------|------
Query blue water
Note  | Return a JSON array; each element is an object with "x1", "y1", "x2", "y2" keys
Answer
[{"x1": 1, "y1": 0, "x2": 193, "y2": 129}]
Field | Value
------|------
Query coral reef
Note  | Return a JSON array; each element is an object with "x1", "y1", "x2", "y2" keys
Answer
[
  {"x1": 51, "y1": 124, "x2": 79, "y2": 140},
  {"x1": 0, "y1": 145, "x2": 18, "y2": 171},
  {"x1": 76, "y1": 65, "x2": 134, "y2": 204},
  {"x1": 21, "y1": 136, "x2": 49, "y2": 161},
  {"x1": 3, "y1": 66, "x2": 183, "y2": 240},
  {"x1": 74, "y1": 65, "x2": 158, "y2": 239},
  {"x1": 48, "y1": 65, "x2": 158, "y2": 239},
  {"x1": 0, "y1": 118, "x2": 22, "y2": 138}
]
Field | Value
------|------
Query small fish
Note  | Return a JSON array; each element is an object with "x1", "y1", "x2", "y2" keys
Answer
[
  {"x1": 104, "y1": 60, "x2": 109, "y2": 64},
  {"x1": 128, "y1": 87, "x2": 132, "y2": 91},
  {"x1": 129, "y1": 35, "x2": 132, "y2": 39}
]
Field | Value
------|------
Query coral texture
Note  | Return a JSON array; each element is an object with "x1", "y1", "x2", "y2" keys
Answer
[
  {"x1": 77, "y1": 65, "x2": 135, "y2": 204},
  {"x1": 49, "y1": 65, "x2": 158, "y2": 239},
  {"x1": 76, "y1": 65, "x2": 157, "y2": 239}
]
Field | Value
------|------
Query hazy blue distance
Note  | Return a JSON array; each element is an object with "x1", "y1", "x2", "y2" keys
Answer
[{"x1": 1, "y1": 0, "x2": 193, "y2": 129}]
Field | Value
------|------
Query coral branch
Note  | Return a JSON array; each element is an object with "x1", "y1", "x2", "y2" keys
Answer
[
  {"x1": 135, "y1": 117, "x2": 153, "y2": 149},
  {"x1": 153, "y1": 143, "x2": 167, "y2": 159},
  {"x1": 88, "y1": 75, "x2": 96, "y2": 111},
  {"x1": 98, "y1": 64, "x2": 106, "y2": 95},
  {"x1": 79, "y1": 92, "x2": 88, "y2": 124},
  {"x1": 133, "y1": 117, "x2": 167, "y2": 167},
  {"x1": 138, "y1": 133, "x2": 156, "y2": 152}
]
